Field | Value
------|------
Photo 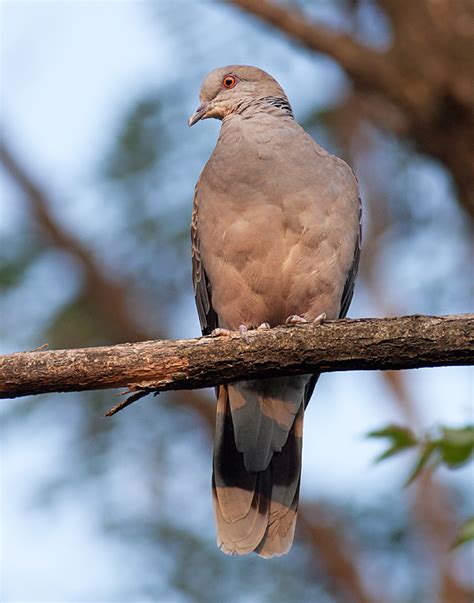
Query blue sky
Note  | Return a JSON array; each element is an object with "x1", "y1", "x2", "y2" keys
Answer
[{"x1": 1, "y1": 1, "x2": 472, "y2": 600}]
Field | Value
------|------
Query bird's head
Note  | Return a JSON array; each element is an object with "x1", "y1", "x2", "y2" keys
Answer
[{"x1": 188, "y1": 65, "x2": 289, "y2": 126}]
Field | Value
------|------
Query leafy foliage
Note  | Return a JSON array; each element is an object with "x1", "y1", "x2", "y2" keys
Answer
[
  {"x1": 369, "y1": 423, "x2": 473, "y2": 479},
  {"x1": 369, "y1": 423, "x2": 474, "y2": 545},
  {"x1": 368, "y1": 424, "x2": 418, "y2": 461}
]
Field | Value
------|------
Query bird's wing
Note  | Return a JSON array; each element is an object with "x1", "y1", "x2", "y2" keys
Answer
[
  {"x1": 304, "y1": 194, "x2": 362, "y2": 408},
  {"x1": 339, "y1": 195, "x2": 362, "y2": 320},
  {"x1": 191, "y1": 181, "x2": 218, "y2": 335}
]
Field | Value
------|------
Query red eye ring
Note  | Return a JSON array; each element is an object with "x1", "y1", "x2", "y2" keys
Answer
[{"x1": 222, "y1": 75, "x2": 237, "y2": 89}]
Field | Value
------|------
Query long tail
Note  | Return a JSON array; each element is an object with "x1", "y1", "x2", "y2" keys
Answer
[{"x1": 212, "y1": 379, "x2": 305, "y2": 557}]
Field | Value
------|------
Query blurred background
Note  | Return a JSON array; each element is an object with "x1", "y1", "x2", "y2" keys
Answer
[{"x1": 1, "y1": 1, "x2": 473, "y2": 602}]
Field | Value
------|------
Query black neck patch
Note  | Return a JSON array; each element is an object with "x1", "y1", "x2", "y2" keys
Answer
[{"x1": 261, "y1": 96, "x2": 294, "y2": 117}]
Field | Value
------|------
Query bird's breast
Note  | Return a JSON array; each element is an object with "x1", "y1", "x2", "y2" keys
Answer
[
  {"x1": 196, "y1": 120, "x2": 359, "y2": 329},
  {"x1": 198, "y1": 189, "x2": 342, "y2": 329}
]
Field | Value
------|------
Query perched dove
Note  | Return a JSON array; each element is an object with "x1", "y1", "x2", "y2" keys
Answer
[{"x1": 189, "y1": 66, "x2": 361, "y2": 558}]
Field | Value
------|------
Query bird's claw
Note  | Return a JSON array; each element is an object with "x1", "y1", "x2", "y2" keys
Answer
[
  {"x1": 313, "y1": 312, "x2": 327, "y2": 325},
  {"x1": 285, "y1": 315, "x2": 308, "y2": 325},
  {"x1": 285, "y1": 313, "x2": 326, "y2": 326},
  {"x1": 239, "y1": 324, "x2": 249, "y2": 343},
  {"x1": 211, "y1": 327, "x2": 232, "y2": 337},
  {"x1": 211, "y1": 325, "x2": 250, "y2": 343}
]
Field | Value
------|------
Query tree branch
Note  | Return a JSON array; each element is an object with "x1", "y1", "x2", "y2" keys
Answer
[
  {"x1": 1, "y1": 314, "x2": 472, "y2": 400},
  {"x1": 230, "y1": 0, "x2": 398, "y2": 97},
  {"x1": 0, "y1": 135, "x2": 216, "y2": 417},
  {"x1": 231, "y1": 0, "x2": 474, "y2": 218}
]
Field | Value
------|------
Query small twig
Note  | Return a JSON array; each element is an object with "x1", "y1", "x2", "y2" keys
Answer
[
  {"x1": 31, "y1": 343, "x2": 49, "y2": 352},
  {"x1": 105, "y1": 389, "x2": 154, "y2": 417}
]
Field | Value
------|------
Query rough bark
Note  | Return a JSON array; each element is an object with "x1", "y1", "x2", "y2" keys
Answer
[{"x1": 1, "y1": 314, "x2": 472, "y2": 400}]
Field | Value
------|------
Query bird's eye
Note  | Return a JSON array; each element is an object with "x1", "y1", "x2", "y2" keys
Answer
[{"x1": 222, "y1": 75, "x2": 237, "y2": 89}]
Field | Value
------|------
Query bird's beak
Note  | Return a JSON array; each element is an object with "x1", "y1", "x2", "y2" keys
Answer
[{"x1": 188, "y1": 103, "x2": 209, "y2": 127}]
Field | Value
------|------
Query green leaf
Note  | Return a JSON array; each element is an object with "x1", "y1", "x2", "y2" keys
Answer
[
  {"x1": 453, "y1": 517, "x2": 474, "y2": 548},
  {"x1": 368, "y1": 424, "x2": 418, "y2": 462},
  {"x1": 438, "y1": 426, "x2": 474, "y2": 468},
  {"x1": 405, "y1": 440, "x2": 439, "y2": 486}
]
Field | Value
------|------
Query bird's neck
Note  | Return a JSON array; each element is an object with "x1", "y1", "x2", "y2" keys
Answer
[
  {"x1": 259, "y1": 96, "x2": 293, "y2": 117},
  {"x1": 227, "y1": 96, "x2": 294, "y2": 120}
]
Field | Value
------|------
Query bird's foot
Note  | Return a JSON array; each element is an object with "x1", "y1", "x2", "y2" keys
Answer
[
  {"x1": 211, "y1": 325, "x2": 251, "y2": 343},
  {"x1": 239, "y1": 324, "x2": 249, "y2": 343},
  {"x1": 257, "y1": 322, "x2": 271, "y2": 330},
  {"x1": 285, "y1": 312, "x2": 326, "y2": 326},
  {"x1": 313, "y1": 312, "x2": 327, "y2": 325},
  {"x1": 211, "y1": 327, "x2": 232, "y2": 337},
  {"x1": 285, "y1": 315, "x2": 308, "y2": 325}
]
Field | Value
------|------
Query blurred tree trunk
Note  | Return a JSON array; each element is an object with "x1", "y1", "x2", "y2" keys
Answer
[{"x1": 232, "y1": 0, "x2": 474, "y2": 220}]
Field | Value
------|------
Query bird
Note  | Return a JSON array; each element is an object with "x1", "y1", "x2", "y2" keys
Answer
[{"x1": 188, "y1": 65, "x2": 361, "y2": 558}]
